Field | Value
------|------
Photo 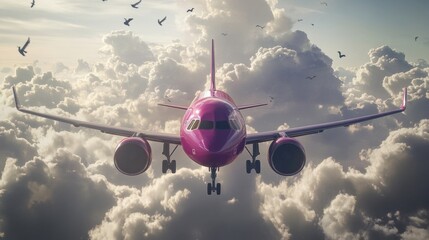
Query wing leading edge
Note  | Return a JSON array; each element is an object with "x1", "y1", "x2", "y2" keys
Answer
[
  {"x1": 12, "y1": 86, "x2": 181, "y2": 145},
  {"x1": 246, "y1": 88, "x2": 407, "y2": 144}
]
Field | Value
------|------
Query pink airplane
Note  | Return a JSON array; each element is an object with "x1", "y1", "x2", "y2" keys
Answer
[{"x1": 12, "y1": 40, "x2": 407, "y2": 195}]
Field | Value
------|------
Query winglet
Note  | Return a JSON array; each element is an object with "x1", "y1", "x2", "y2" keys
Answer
[
  {"x1": 12, "y1": 85, "x2": 21, "y2": 110},
  {"x1": 210, "y1": 39, "x2": 216, "y2": 95},
  {"x1": 401, "y1": 87, "x2": 407, "y2": 110}
]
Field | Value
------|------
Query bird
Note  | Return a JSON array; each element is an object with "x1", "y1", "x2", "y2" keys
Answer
[
  {"x1": 297, "y1": 19, "x2": 303, "y2": 22},
  {"x1": 338, "y1": 51, "x2": 346, "y2": 58},
  {"x1": 306, "y1": 75, "x2": 316, "y2": 80},
  {"x1": 311, "y1": 23, "x2": 314, "y2": 26},
  {"x1": 415, "y1": 36, "x2": 419, "y2": 41},
  {"x1": 18, "y1": 37, "x2": 30, "y2": 56},
  {"x1": 187, "y1": 8, "x2": 194, "y2": 12},
  {"x1": 158, "y1": 16, "x2": 167, "y2": 26},
  {"x1": 321, "y1": 2, "x2": 328, "y2": 6},
  {"x1": 30, "y1": 0, "x2": 35, "y2": 8},
  {"x1": 221, "y1": 33, "x2": 227, "y2": 36},
  {"x1": 131, "y1": 0, "x2": 142, "y2": 8},
  {"x1": 256, "y1": 25, "x2": 265, "y2": 29},
  {"x1": 124, "y1": 18, "x2": 133, "y2": 26}
]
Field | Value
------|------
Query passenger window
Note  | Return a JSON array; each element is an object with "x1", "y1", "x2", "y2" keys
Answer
[
  {"x1": 216, "y1": 121, "x2": 230, "y2": 130},
  {"x1": 199, "y1": 120, "x2": 214, "y2": 129}
]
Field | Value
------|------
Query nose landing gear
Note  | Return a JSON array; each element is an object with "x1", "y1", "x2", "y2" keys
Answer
[{"x1": 207, "y1": 167, "x2": 221, "y2": 195}]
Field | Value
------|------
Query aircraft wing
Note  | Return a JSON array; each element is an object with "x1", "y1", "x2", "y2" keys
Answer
[
  {"x1": 12, "y1": 86, "x2": 181, "y2": 145},
  {"x1": 246, "y1": 88, "x2": 407, "y2": 144}
]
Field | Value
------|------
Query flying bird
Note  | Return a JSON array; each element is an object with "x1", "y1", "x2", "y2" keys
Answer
[
  {"x1": 30, "y1": 0, "x2": 35, "y2": 8},
  {"x1": 306, "y1": 75, "x2": 316, "y2": 80},
  {"x1": 415, "y1": 36, "x2": 419, "y2": 41},
  {"x1": 297, "y1": 19, "x2": 303, "y2": 22},
  {"x1": 18, "y1": 37, "x2": 30, "y2": 56},
  {"x1": 321, "y1": 1, "x2": 328, "y2": 6},
  {"x1": 187, "y1": 8, "x2": 194, "y2": 12},
  {"x1": 337, "y1": 51, "x2": 346, "y2": 58},
  {"x1": 124, "y1": 18, "x2": 133, "y2": 26},
  {"x1": 221, "y1": 33, "x2": 227, "y2": 36},
  {"x1": 158, "y1": 16, "x2": 167, "y2": 26},
  {"x1": 256, "y1": 25, "x2": 265, "y2": 29},
  {"x1": 131, "y1": 0, "x2": 142, "y2": 8}
]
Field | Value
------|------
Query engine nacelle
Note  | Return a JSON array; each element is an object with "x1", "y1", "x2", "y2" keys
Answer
[
  {"x1": 268, "y1": 137, "x2": 306, "y2": 176},
  {"x1": 114, "y1": 137, "x2": 152, "y2": 176}
]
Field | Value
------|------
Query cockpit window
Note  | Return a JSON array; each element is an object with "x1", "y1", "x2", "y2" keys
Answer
[
  {"x1": 229, "y1": 119, "x2": 239, "y2": 130},
  {"x1": 198, "y1": 120, "x2": 214, "y2": 129},
  {"x1": 215, "y1": 121, "x2": 230, "y2": 130},
  {"x1": 187, "y1": 120, "x2": 195, "y2": 130},
  {"x1": 191, "y1": 120, "x2": 200, "y2": 130}
]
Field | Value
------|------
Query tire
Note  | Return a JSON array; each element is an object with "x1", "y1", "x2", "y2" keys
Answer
[
  {"x1": 162, "y1": 160, "x2": 168, "y2": 173},
  {"x1": 246, "y1": 160, "x2": 252, "y2": 174},
  {"x1": 171, "y1": 160, "x2": 176, "y2": 173},
  {"x1": 216, "y1": 183, "x2": 221, "y2": 195},
  {"x1": 255, "y1": 160, "x2": 261, "y2": 174},
  {"x1": 207, "y1": 183, "x2": 212, "y2": 195}
]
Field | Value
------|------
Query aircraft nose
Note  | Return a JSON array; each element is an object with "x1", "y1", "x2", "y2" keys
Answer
[{"x1": 201, "y1": 131, "x2": 232, "y2": 152}]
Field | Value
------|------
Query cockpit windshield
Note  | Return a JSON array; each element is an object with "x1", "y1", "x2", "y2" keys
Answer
[
  {"x1": 199, "y1": 120, "x2": 214, "y2": 129},
  {"x1": 187, "y1": 119, "x2": 238, "y2": 130}
]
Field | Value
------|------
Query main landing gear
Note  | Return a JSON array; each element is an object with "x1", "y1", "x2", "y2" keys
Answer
[
  {"x1": 245, "y1": 143, "x2": 261, "y2": 174},
  {"x1": 162, "y1": 143, "x2": 178, "y2": 173},
  {"x1": 207, "y1": 167, "x2": 221, "y2": 195}
]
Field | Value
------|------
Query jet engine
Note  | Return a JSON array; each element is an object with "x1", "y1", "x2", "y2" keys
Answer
[
  {"x1": 268, "y1": 137, "x2": 306, "y2": 176},
  {"x1": 114, "y1": 137, "x2": 152, "y2": 176}
]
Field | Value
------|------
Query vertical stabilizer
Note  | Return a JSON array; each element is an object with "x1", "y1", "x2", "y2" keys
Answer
[{"x1": 210, "y1": 39, "x2": 216, "y2": 95}]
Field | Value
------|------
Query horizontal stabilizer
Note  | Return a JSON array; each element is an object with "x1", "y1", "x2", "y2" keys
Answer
[
  {"x1": 158, "y1": 103, "x2": 188, "y2": 110},
  {"x1": 237, "y1": 103, "x2": 268, "y2": 110}
]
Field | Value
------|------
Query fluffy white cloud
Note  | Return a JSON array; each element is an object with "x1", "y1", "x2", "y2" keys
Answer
[
  {"x1": 1, "y1": 0, "x2": 428, "y2": 239},
  {"x1": 257, "y1": 120, "x2": 429, "y2": 239}
]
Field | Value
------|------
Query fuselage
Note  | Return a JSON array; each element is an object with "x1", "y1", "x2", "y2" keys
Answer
[{"x1": 180, "y1": 90, "x2": 246, "y2": 168}]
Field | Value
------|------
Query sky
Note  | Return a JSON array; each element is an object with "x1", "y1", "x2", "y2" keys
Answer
[{"x1": 0, "y1": 0, "x2": 429, "y2": 239}]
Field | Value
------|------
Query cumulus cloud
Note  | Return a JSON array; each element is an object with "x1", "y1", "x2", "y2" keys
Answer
[
  {"x1": 1, "y1": 0, "x2": 428, "y2": 239},
  {"x1": 257, "y1": 120, "x2": 429, "y2": 239}
]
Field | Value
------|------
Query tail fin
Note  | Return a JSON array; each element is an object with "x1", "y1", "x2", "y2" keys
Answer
[{"x1": 210, "y1": 39, "x2": 216, "y2": 95}]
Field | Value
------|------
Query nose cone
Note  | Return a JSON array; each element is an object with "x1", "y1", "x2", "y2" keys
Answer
[{"x1": 202, "y1": 131, "x2": 231, "y2": 152}]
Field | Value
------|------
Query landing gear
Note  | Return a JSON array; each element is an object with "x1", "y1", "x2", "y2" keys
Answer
[
  {"x1": 207, "y1": 167, "x2": 221, "y2": 195},
  {"x1": 245, "y1": 143, "x2": 261, "y2": 174},
  {"x1": 161, "y1": 143, "x2": 178, "y2": 173}
]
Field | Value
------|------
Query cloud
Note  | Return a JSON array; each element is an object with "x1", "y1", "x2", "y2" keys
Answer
[
  {"x1": 1, "y1": 0, "x2": 428, "y2": 239},
  {"x1": 0, "y1": 151, "x2": 115, "y2": 240},
  {"x1": 257, "y1": 120, "x2": 429, "y2": 239},
  {"x1": 100, "y1": 30, "x2": 155, "y2": 65}
]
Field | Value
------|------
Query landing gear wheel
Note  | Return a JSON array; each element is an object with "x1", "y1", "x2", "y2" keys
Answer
[
  {"x1": 255, "y1": 160, "x2": 261, "y2": 174},
  {"x1": 162, "y1": 160, "x2": 168, "y2": 173},
  {"x1": 246, "y1": 160, "x2": 252, "y2": 174},
  {"x1": 245, "y1": 143, "x2": 261, "y2": 174},
  {"x1": 207, "y1": 183, "x2": 212, "y2": 195},
  {"x1": 161, "y1": 143, "x2": 179, "y2": 174},
  {"x1": 171, "y1": 160, "x2": 176, "y2": 173},
  {"x1": 207, "y1": 167, "x2": 221, "y2": 195}
]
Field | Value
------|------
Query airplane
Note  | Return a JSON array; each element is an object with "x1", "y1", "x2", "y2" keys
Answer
[{"x1": 12, "y1": 39, "x2": 407, "y2": 195}]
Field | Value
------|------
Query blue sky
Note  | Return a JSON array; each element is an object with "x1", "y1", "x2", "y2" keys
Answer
[{"x1": 1, "y1": 0, "x2": 429, "y2": 239}]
